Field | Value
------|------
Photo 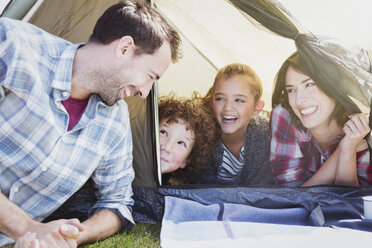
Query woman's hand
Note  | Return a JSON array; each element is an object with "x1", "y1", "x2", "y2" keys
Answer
[
  {"x1": 339, "y1": 113, "x2": 370, "y2": 153},
  {"x1": 335, "y1": 113, "x2": 370, "y2": 186}
]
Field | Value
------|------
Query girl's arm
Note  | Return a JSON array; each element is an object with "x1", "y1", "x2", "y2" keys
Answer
[{"x1": 334, "y1": 113, "x2": 370, "y2": 186}]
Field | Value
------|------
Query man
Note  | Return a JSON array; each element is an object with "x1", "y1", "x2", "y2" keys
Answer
[{"x1": 0, "y1": 0, "x2": 181, "y2": 247}]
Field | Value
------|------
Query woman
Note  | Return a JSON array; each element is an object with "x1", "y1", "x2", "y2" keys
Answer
[{"x1": 270, "y1": 52, "x2": 372, "y2": 187}]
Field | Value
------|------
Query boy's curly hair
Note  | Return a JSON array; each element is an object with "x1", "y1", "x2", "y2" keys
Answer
[{"x1": 159, "y1": 92, "x2": 218, "y2": 184}]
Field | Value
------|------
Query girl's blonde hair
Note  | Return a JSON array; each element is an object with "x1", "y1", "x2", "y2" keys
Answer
[{"x1": 212, "y1": 63, "x2": 262, "y2": 103}]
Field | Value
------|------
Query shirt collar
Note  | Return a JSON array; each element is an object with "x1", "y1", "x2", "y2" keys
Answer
[
  {"x1": 52, "y1": 43, "x2": 85, "y2": 93},
  {"x1": 310, "y1": 133, "x2": 343, "y2": 158},
  {"x1": 294, "y1": 126, "x2": 311, "y2": 143}
]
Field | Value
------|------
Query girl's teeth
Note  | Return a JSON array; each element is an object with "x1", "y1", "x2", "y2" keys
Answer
[{"x1": 223, "y1": 116, "x2": 237, "y2": 121}]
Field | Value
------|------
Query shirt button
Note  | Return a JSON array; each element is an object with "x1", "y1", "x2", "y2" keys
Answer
[
  {"x1": 13, "y1": 187, "x2": 19, "y2": 193},
  {"x1": 41, "y1": 166, "x2": 47, "y2": 172},
  {"x1": 63, "y1": 91, "x2": 69, "y2": 97}
]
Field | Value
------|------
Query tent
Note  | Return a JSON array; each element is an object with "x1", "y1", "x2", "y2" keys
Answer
[
  {"x1": 2, "y1": 0, "x2": 372, "y2": 242},
  {"x1": 0, "y1": 0, "x2": 298, "y2": 187}
]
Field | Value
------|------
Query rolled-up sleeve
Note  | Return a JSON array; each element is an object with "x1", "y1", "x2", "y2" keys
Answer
[{"x1": 90, "y1": 115, "x2": 135, "y2": 226}]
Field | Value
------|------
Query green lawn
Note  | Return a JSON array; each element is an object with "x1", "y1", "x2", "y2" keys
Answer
[
  {"x1": 4, "y1": 223, "x2": 161, "y2": 248},
  {"x1": 82, "y1": 223, "x2": 161, "y2": 248}
]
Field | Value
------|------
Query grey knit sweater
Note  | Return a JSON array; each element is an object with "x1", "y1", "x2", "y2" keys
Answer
[{"x1": 196, "y1": 115, "x2": 274, "y2": 186}]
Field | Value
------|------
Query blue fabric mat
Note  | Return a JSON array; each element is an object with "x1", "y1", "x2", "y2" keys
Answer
[{"x1": 165, "y1": 196, "x2": 308, "y2": 225}]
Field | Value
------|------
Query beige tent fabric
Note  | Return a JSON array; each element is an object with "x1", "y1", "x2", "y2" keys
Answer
[
  {"x1": 155, "y1": 0, "x2": 295, "y2": 110},
  {"x1": 126, "y1": 97, "x2": 156, "y2": 187},
  {"x1": 157, "y1": 30, "x2": 218, "y2": 100},
  {"x1": 27, "y1": 0, "x2": 118, "y2": 43},
  {"x1": 26, "y1": 0, "x2": 155, "y2": 187},
  {"x1": 21, "y1": 0, "x2": 297, "y2": 186}
]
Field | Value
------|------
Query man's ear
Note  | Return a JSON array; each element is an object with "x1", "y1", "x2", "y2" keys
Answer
[
  {"x1": 115, "y1": 36, "x2": 134, "y2": 57},
  {"x1": 254, "y1": 100, "x2": 264, "y2": 115}
]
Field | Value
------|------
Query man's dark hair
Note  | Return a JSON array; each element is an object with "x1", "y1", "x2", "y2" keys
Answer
[{"x1": 90, "y1": 0, "x2": 181, "y2": 62}]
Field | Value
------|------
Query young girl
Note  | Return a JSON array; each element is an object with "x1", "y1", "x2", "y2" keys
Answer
[
  {"x1": 197, "y1": 63, "x2": 274, "y2": 185},
  {"x1": 159, "y1": 93, "x2": 217, "y2": 185},
  {"x1": 270, "y1": 52, "x2": 372, "y2": 187}
]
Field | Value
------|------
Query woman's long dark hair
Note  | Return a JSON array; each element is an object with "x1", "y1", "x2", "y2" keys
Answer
[{"x1": 272, "y1": 52, "x2": 349, "y2": 128}]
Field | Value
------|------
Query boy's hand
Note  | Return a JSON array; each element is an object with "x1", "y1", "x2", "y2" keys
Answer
[{"x1": 339, "y1": 113, "x2": 370, "y2": 153}]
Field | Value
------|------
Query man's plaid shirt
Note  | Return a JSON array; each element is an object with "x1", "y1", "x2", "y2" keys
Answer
[{"x1": 0, "y1": 18, "x2": 134, "y2": 245}]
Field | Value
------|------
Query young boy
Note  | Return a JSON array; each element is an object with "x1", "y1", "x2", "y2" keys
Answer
[
  {"x1": 197, "y1": 63, "x2": 274, "y2": 185},
  {"x1": 159, "y1": 93, "x2": 217, "y2": 185}
]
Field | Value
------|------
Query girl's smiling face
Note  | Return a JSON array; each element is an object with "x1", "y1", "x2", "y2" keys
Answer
[
  {"x1": 159, "y1": 118, "x2": 195, "y2": 174},
  {"x1": 285, "y1": 66, "x2": 336, "y2": 132},
  {"x1": 212, "y1": 76, "x2": 262, "y2": 138}
]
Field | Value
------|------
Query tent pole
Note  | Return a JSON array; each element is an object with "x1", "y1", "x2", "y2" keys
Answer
[
  {"x1": 145, "y1": 0, "x2": 161, "y2": 186},
  {"x1": 1, "y1": 0, "x2": 37, "y2": 19}
]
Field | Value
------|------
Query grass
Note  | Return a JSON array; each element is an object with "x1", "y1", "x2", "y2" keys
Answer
[
  {"x1": 82, "y1": 223, "x2": 161, "y2": 248},
  {"x1": 4, "y1": 223, "x2": 161, "y2": 248}
]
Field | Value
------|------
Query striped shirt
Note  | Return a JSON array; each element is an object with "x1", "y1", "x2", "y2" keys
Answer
[
  {"x1": 0, "y1": 18, "x2": 134, "y2": 245},
  {"x1": 216, "y1": 143, "x2": 245, "y2": 184},
  {"x1": 270, "y1": 105, "x2": 372, "y2": 186}
]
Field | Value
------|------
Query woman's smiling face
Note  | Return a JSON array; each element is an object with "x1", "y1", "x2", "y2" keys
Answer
[{"x1": 285, "y1": 66, "x2": 336, "y2": 132}]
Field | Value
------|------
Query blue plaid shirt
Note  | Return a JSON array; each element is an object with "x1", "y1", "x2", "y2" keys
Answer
[{"x1": 0, "y1": 18, "x2": 134, "y2": 245}]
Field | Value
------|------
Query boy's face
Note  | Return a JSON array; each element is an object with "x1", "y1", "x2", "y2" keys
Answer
[
  {"x1": 212, "y1": 76, "x2": 263, "y2": 138},
  {"x1": 159, "y1": 119, "x2": 195, "y2": 174}
]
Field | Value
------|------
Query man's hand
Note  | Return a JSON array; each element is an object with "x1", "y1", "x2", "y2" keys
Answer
[
  {"x1": 0, "y1": 193, "x2": 84, "y2": 247},
  {"x1": 15, "y1": 232, "x2": 40, "y2": 248},
  {"x1": 27, "y1": 219, "x2": 84, "y2": 248},
  {"x1": 59, "y1": 219, "x2": 84, "y2": 240}
]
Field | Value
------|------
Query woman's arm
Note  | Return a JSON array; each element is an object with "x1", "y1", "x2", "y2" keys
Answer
[
  {"x1": 301, "y1": 148, "x2": 340, "y2": 186},
  {"x1": 270, "y1": 105, "x2": 307, "y2": 186},
  {"x1": 304, "y1": 114, "x2": 370, "y2": 187},
  {"x1": 334, "y1": 113, "x2": 370, "y2": 186},
  {"x1": 270, "y1": 105, "x2": 340, "y2": 187}
]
